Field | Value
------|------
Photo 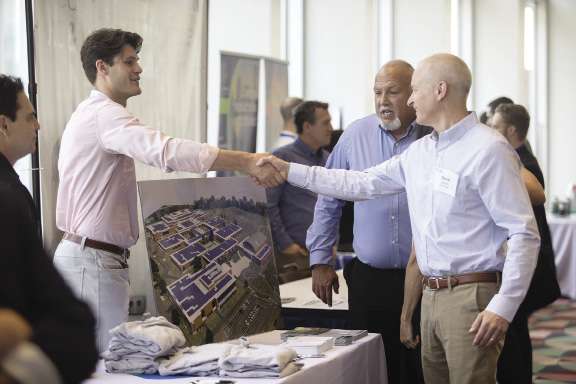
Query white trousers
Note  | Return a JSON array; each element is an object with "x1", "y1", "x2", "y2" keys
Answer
[{"x1": 53, "y1": 239, "x2": 130, "y2": 353}]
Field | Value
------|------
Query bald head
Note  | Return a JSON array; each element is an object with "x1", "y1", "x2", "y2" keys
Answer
[
  {"x1": 280, "y1": 97, "x2": 303, "y2": 123},
  {"x1": 417, "y1": 53, "x2": 472, "y2": 98},
  {"x1": 375, "y1": 60, "x2": 414, "y2": 85},
  {"x1": 373, "y1": 59, "x2": 416, "y2": 133},
  {"x1": 408, "y1": 54, "x2": 472, "y2": 129}
]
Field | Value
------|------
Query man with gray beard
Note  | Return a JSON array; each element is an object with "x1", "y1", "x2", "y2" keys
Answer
[{"x1": 306, "y1": 60, "x2": 430, "y2": 383}]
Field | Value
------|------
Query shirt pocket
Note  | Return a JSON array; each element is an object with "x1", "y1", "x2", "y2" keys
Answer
[{"x1": 431, "y1": 174, "x2": 469, "y2": 224}]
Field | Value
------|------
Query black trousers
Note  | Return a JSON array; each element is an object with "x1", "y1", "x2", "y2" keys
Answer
[
  {"x1": 344, "y1": 258, "x2": 424, "y2": 384},
  {"x1": 497, "y1": 312, "x2": 532, "y2": 383}
]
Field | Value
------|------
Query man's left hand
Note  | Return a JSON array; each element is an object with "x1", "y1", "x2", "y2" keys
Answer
[{"x1": 469, "y1": 310, "x2": 509, "y2": 347}]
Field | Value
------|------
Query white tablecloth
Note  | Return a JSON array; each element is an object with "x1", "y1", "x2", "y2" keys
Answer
[
  {"x1": 280, "y1": 270, "x2": 348, "y2": 311},
  {"x1": 82, "y1": 331, "x2": 387, "y2": 384},
  {"x1": 548, "y1": 213, "x2": 576, "y2": 299}
]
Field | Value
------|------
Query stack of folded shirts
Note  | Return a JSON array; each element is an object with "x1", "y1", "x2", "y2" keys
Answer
[
  {"x1": 158, "y1": 343, "x2": 233, "y2": 376},
  {"x1": 102, "y1": 316, "x2": 186, "y2": 374},
  {"x1": 218, "y1": 344, "x2": 301, "y2": 378}
]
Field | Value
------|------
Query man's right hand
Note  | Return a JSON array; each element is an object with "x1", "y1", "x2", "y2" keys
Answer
[
  {"x1": 312, "y1": 265, "x2": 339, "y2": 307},
  {"x1": 282, "y1": 243, "x2": 307, "y2": 257},
  {"x1": 256, "y1": 155, "x2": 289, "y2": 180},
  {"x1": 0, "y1": 309, "x2": 31, "y2": 361},
  {"x1": 400, "y1": 315, "x2": 420, "y2": 349},
  {"x1": 248, "y1": 153, "x2": 286, "y2": 188}
]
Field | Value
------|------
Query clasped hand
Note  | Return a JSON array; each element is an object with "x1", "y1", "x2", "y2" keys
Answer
[{"x1": 249, "y1": 154, "x2": 289, "y2": 188}]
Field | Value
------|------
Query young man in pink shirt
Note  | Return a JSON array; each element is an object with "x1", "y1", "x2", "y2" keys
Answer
[{"x1": 54, "y1": 28, "x2": 283, "y2": 351}]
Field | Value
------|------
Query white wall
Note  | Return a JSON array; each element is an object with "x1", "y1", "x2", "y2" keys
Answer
[
  {"x1": 548, "y1": 0, "x2": 576, "y2": 199},
  {"x1": 207, "y1": 0, "x2": 282, "y2": 146},
  {"x1": 304, "y1": 0, "x2": 377, "y2": 128},
  {"x1": 473, "y1": 0, "x2": 527, "y2": 110},
  {"x1": 394, "y1": 0, "x2": 451, "y2": 67},
  {"x1": 303, "y1": 0, "x2": 451, "y2": 129}
]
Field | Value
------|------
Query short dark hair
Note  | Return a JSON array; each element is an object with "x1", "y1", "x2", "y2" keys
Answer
[
  {"x1": 80, "y1": 28, "x2": 143, "y2": 84},
  {"x1": 495, "y1": 103, "x2": 530, "y2": 141},
  {"x1": 487, "y1": 96, "x2": 514, "y2": 115},
  {"x1": 0, "y1": 75, "x2": 24, "y2": 121},
  {"x1": 294, "y1": 101, "x2": 329, "y2": 134}
]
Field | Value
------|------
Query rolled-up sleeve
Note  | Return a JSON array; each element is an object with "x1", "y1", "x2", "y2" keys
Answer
[{"x1": 96, "y1": 103, "x2": 219, "y2": 174}]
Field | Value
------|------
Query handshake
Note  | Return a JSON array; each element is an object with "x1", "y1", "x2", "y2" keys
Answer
[{"x1": 248, "y1": 154, "x2": 290, "y2": 188}]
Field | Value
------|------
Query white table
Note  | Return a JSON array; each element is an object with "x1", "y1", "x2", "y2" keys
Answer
[
  {"x1": 548, "y1": 212, "x2": 576, "y2": 299},
  {"x1": 83, "y1": 331, "x2": 387, "y2": 384}
]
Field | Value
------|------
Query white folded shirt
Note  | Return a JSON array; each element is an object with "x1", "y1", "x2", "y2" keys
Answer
[
  {"x1": 106, "y1": 316, "x2": 186, "y2": 358},
  {"x1": 218, "y1": 344, "x2": 297, "y2": 373},
  {"x1": 158, "y1": 344, "x2": 233, "y2": 376},
  {"x1": 104, "y1": 356, "x2": 159, "y2": 375},
  {"x1": 220, "y1": 362, "x2": 302, "y2": 378}
]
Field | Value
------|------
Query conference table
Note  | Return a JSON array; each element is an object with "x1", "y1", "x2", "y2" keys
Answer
[
  {"x1": 83, "y1": 330, "x2": 387, "y2": 384},
  {"x1": 548, "y1": 212, "x2": 576, "y2": 299},
  {"x1": 83, "y1": 256, "x2": 391, "y2": 383}
]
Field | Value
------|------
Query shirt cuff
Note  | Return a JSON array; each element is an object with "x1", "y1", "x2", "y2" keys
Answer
[
  {"x1": 287, "y1": 163, "x2": 309, "y2": 187},
  {"x1": 485, "y1": 293, "x2": 519, "y2": 323},
  {"x1": 309, "y1": 249, "x2": 334, "y2": 267},
  {"x1": 2, "y1": 342, "x2": 62, "y2": 384}
]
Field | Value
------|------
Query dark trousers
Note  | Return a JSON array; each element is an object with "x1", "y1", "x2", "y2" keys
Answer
[
  {"x1": 497, "y1": 312, "x2": 532, "y2": 383},
  {"x1": 344, "y1": 258, "x2": 424, "y2": 384}
]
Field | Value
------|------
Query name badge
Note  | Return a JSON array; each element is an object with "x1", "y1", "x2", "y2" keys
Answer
[{"x1": 433, "y1": 167, "x2": 459, "y2": 197}]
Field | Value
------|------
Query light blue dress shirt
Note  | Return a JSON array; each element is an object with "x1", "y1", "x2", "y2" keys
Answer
[
  {"x1": 289, "y1": 112, "x2": 540, "y2": 322},
  {"x1": 307, "y1": 114, "x2": 430, "y2": 269}
]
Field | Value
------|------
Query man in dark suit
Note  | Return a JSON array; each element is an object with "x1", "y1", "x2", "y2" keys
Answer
[
  {"x1": 0, "y1": 74, "x2": 98, "y2": 384},
  {"x1": 491, "y1": 102, "x2": 561, "y2": 383}
]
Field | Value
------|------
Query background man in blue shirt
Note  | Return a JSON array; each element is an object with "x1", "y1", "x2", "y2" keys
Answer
[
  {"x1": 306, "y1": 61, "x2": 429, "y2": 383},
  {"x1": 267, "y1": 101, "x2": 332, "y2": 283}
]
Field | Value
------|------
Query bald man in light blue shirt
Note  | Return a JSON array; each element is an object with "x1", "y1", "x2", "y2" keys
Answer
[{"x1": 259, "y1": 54, "x2": 539, "y2": 384}]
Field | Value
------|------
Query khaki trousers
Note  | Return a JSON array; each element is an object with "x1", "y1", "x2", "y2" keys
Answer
[{"x1": 421, "y1": 282, "x2": 503, "y2": 384}]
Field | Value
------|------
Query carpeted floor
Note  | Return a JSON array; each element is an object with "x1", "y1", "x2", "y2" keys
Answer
[{"x1": 531, "y1": 298, "x2": 576, "y2": 383}]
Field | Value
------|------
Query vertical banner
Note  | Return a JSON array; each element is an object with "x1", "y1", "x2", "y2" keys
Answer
[
  {"x1": 218, "y1": 53, "x2": 260, "y2": 153},
  {"x1": 264, "y1": 59, "x2": 289, "y2": 151}
]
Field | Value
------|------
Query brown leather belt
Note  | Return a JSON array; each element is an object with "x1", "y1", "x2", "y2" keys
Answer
[
  {"x1": 63, "y1": 233, "x2": 129, "y2": 258},
  {"x1": 422, "y1": 272, "x2": 500, "y2": 290}
]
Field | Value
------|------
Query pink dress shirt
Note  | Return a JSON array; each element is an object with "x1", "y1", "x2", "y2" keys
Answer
[{"x1": 56, "y1": 90, "x2": 219, "y2": 248}]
